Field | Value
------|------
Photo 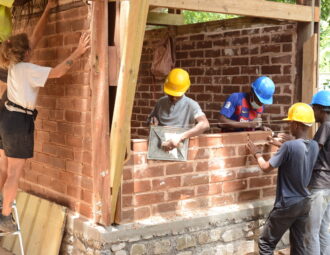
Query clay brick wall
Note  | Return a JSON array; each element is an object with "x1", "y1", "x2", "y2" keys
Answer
[
  {"x1": 132, "y1": 17, "x2": 298, "y2": 138},
  {"x1": 118, "y1": 131, "x2": 277, "y2": 223},
  {"x1": 0, "y1": 3, "x2": 94, "y2": 218}
]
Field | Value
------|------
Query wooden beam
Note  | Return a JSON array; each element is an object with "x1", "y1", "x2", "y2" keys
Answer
[
  {"x1": 90, "y1": 1, "x2": 111, "y2": 225},
  {"x1": 147, "y1": 12, "x2": 184, "y2": 26},
  {"x1": 109, "y1": 0, "x2": 150, "y2": 223},
  {"x1": 149, "y1": 0, "x2": 319, "y2": 22},
  {"x1": 302, "y1": 34, "x2": 318, "y2": 137}
]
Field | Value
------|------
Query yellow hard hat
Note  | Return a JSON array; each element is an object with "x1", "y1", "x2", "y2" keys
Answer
[
  {"x1": 283, "y1": 102, "x2": 315, "y2": 126},
  {"x1": 164, "y1": 68, "x2": 191, "y2": 97}
]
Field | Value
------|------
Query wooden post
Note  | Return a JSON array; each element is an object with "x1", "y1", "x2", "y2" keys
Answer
[
  {"x1": 90, "y1": 1, "x2": 110, "y2": 225},
  {"x1": 109, "y1": 0, "x2": 150, "y2": 223}
]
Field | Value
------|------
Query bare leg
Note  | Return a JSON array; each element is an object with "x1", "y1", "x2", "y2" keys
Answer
[
  {"x1": 0, "y1": 150, "x2": 8, "y2": 192},
  {"x1": 2, "y1": 157, "x2": 26, "y2": 216}
]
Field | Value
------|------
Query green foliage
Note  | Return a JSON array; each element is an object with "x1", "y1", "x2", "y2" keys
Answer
[{"x1": 183, "y1": 11, "x2": 237, "y2": 24}]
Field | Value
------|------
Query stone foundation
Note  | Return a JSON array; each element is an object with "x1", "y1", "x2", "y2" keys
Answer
[{"x1": 60, "y1": 199, "x2": 289, "y2": 255}]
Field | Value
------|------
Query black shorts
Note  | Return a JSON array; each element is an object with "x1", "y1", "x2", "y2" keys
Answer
[{"x1": 0, "y1": 107, "x2": 34, "y2": 158}]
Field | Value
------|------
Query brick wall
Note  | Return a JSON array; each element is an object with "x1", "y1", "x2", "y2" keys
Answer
[
  {"x1": 118, "y1": 131, "x2": 277, "y2": 224},
  {"x1": 3, "y1": 3, "x2": 95, "y2": 218},
  {"x1": 132, "y1": 17, "x2": 298, "y2": 138}
]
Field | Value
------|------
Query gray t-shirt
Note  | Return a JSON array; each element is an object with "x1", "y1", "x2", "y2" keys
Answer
[
  {"x1": 269, "y1": 139, "x2": 319, "y2": 208},
  {"x1": 309, "y1": 121, "x2": 330, "y2": 189},
  {"x1": 148, "y1": 95, "x2": 205, "y2": 128}
]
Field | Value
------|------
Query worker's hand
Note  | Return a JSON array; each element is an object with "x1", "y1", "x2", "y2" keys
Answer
[
  {"x1": 262, "y1": 126, "x2": 272, "y2": 132},
  {"x1": 74, "y1": 33, "x2": 91, "y2": 57},
  {"x1": 46, "y1": 0, "x2": 58, "y2": 9},
  {"x1": 161, "y1": 136, "x2": 183, "y2": 151},
  {"x1": 247, "y1": 121, "x2": 258, "y2": 129},
  {"x1": 246, "y1": 140, "x2": 261, "y2": 157},
  {"x1": 267, "y1": 136, "x2": 282, "y2": 147},
  {"x1": 150, "y1": 117, "x2": 159, "y2": 126},
  {"x1": 277, "y1": 133, "x2": 294, "y2": 143}
]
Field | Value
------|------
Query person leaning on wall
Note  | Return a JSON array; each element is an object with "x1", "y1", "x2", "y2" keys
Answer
[
  {"x1": 218, "y1": 76, "x2": 275, "y2": 132},
  {"x1": 247, "y1": 103, "x2": 319, "y2": 255},
  {"x1": 0, "y1": 0, "x2": 90, "y2": 232},
  {"x1": 148, "y1": 68, "x2": 210, "y2": 151}
]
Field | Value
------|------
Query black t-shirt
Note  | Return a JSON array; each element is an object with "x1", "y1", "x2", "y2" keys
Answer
[
  {"x1": 309, "y1": 121, "x2": 330, "y2": 189},
  {"x1": 269, "y1": 139, "x2": 319, "y2": 208}
]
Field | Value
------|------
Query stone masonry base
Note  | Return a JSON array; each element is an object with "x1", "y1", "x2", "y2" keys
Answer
[{"x1": 60, "y1": 199, "x2": 289, "y2": 255}]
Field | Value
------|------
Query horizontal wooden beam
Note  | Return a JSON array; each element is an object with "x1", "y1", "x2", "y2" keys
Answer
[
  {"x1": 149, "y1": 0, "x2": 319, "y2": 22},
  {"x1": 147, "y1": 12, "x2": 184, "y2": 26}
]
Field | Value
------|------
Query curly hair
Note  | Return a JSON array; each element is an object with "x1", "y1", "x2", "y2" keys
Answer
[{"x1": 0, "y1": 33, "x2": 30, "y2": 69}]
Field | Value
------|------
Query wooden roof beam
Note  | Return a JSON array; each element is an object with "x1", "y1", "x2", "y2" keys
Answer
[
  {"x1": 147, "y1": 12, "x2": 184, "y2": 26},
  {"x1": 149, "y1": 0, "x2": 319, "y2": 22}
]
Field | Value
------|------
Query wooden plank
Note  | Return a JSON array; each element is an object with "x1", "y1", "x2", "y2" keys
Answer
[
  {"x1": 149, "y1": 0, "x2": 320, "y2": 22},
  {"x1": 147, "y1": 12, "x2": 184, "y2": 26},
  {"x1": 109, "y1": 0, "x2": 150, "y2": 223},
  {"x1": 302, "y1": 34, "x2": 318, "y2": 137},
  {"x1": 25, "y1": 200, "x2": 51, "y2": 254},
  {"x1": 37, "y1": 203, "x2": 66, "y2": 254},
  {"x1": 1, "y1": 192, "x2": 66, "y2": 255}
]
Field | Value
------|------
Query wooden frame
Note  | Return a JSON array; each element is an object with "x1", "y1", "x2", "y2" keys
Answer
[
  {"x1": 149, "y1": 0, "x2": 319, "y2": 22},
  {"x1": 147, "y1": 12, "x2": 184, "y2": 26},
  {"x1": 109, "y1": 0, "x2": 150, "y2": 223},
  {"x1": 108, "y1": 0, "x2": 320, "y2": 224}
]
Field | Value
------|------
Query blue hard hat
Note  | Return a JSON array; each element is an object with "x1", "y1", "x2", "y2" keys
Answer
[
  {"x1": 251, "y1": 76, "x2": 275, "y2": 105},
  {"x1": 311, "y1": 90, "x2": 330, "y2": 106}
]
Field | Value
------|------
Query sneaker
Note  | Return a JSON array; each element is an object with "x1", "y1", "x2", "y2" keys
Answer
[{"x1": 0, "y1": 214, "x2": 17, "y2": 233}]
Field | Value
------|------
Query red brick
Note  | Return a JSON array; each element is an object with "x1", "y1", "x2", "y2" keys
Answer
[
  {"x1": 188, "y1": 148, "x2": 212, "y2": 160},
  {"x1": 223, "y1": 67, "x2": 240, "y2": 75},
  {"x1": 190, "y1": 34, "x2": 205, "y2": 40},
  {"x1": 123, "y1": 167, "x2": 133, "y2": 180},
  {"x1": 66, "y1": 160, "x2": 83, "y2": 174},
  {"x1": 238, "y1": 190, "x2": 261, "y2": 202},
  {"x1": 232, "y1": 37, "x2": 249, "y2": 46},
  {"x1": 135, "y1": 192, "x2": 164, "y2": 206},
  {"x1": 67, "y1": 185, "x2": 81, "y2": 199},
  {"x1": 210, "y1": 170, "x2": 236, "y2": 182},
  {"x1": 183, "y1": 174, "x2": 209, "y2": 186},
  {"x1": 261, "y1": 65, "x2": 281, "y2": 74},
  {"x1": 134, "y1": 165, "x2": 164, "y2": 179},
  {"x1": 211, "y1": 195, "x2": 235, "y2": 206},
  {"x1": 168, "y1": 188, "x2": 195, "y2": 201},
  {"x1": 122, "y1": 195, "x2": 133, "y2": 208},
  {"x1": 166, "y1": 162, "x2": 193, "y2": 175},
  {"x1": 263, "y1": 187, "x2": 276, "y2": 197},
  {"x1": 181, "y1": 197, "x2": 209, "y2": 209},
  {"x1": 260, "y1": 45, "x2": 281, "y2": 54},
  {"x1": 250, "y1": 56, "x2": 269, "y2": 65},
  {"x1": 189, "y1": 50, "x2": 204, "y2": 58},
  {"x1": 196, "y1": 41, "x2": 212, "y2": 49},
  {"x1": 196, "y1": 183, "x2": 222, "y2": 196},
  {"x1": 241, "y1": 66, "x2": 259, "y2": 75},
  {"x1": 131, "y1": 140, "x2": 148, "y2": 152},
  {"x1": 134, "y1": 207, "x2": 151, "y2": 220},
  {"x1": 205, "y1": 49, "x2": 220, "y2": 58},
  {"x1": 272, "y1": 34, "x2": 292, "y2": 43},
  {"x1": 152, "y1": 176, "x2": 181, "y2": 190},
  {"x1": 251, "y1": 35, "x2": 270, "y2": 44},
  {"x1": 249, "y1": 176, "x2": 272, "y2": 188},
  {"x1": 153, "y1": 202, "x2": 178, "y2": 214},
  {"x1": 223, "y1": 180, "x2": 247, "y2": 193},
  {"x1": 66, "y1": 135, "x2": 84, "y2": 148},
  {"x1": 283, "y1": 44, "x2": 292, "y2": 52}
]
